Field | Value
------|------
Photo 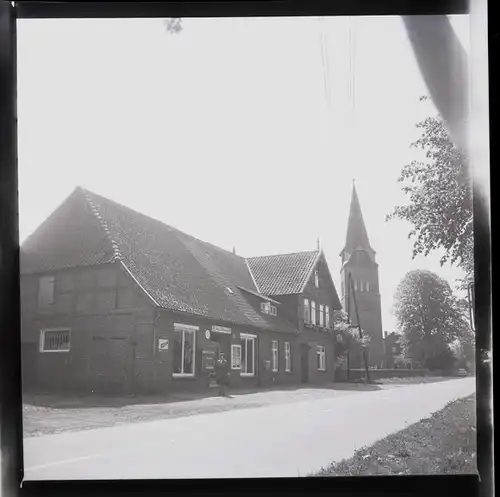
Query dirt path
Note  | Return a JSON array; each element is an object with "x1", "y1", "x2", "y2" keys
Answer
[{"x1": 23, "y1": 377, "x2": 456, "y2": 438}]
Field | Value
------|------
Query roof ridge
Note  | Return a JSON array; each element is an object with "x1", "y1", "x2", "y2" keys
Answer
[
  {"x1": 171, "y1": 227, "x2": 246, "y2": 260},
  {"x1": 80, "y1": 188, "x2": 123, "y2": 262},
  {"x1": 80, "y1": 188, "x2": 245, "y2": 261},
  {"x1": 246, "y1": 249, "x2": 320, "y2": 261}
]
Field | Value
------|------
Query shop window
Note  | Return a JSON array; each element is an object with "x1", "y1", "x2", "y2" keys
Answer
[
  {"x1": 172, "y1": 324, "x2": 197, "y2": 377},
  {"x1": 240, "y1": 334, "x2": 256, "y2": 376},
  {"x1": 231, "y1": 344, "x2": 242, "y2": 370}
]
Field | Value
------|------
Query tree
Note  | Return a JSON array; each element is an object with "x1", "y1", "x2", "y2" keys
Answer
[
  {"x1": 394, "y1": 269, "x2": 471, "y2": 372},
  {"x1": 165, "y1": 18, "x2": 183, "y2": 35},
  {"x1": 332, "y1": 309, "x2": 371, "y2": 365},
  {"x1": 386, "y1": 103, "x2": 473, "y2": 290}
]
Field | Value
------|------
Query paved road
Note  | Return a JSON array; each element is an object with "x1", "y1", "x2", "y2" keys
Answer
[{"x1": 23, "y1": 378, "x2": 475, "y2": 480}]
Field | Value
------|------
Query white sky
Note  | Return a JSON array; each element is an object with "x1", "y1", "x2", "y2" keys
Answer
[{"x1": 17, "y1": 15, "x2": 470, "y2": 332}]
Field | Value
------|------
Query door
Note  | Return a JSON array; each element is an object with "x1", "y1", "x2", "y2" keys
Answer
[
  {"x1": 300, "y1": 344, "x2": 309, "y2": 383},
  {"x1": 91, "y1": 336, "x2": 130, "y2": 393}
]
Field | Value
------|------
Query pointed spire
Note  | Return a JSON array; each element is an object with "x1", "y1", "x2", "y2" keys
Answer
[{"x1": 341, "y1": 182, "x2": 375, "y2": 258}]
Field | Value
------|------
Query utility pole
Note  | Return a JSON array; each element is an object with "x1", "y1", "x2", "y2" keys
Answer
[{"x1": 347, "y1": 272, "x2": 371, "y2": 382}]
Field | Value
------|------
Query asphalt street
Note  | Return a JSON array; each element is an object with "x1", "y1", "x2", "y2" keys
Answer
[{"x1": 23, "y1": 377, "x2": 475, "y2": 479}]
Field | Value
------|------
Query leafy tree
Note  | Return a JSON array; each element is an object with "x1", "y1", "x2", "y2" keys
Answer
[
  {"x1": 394, "y1": 269, "x2": 470, "y2": 372},
  {"x1": 386, "y1": 103, "x2": 473, "y2": 290},
  {"x1": 332, "y1": 309, "x2": 371, "y2": 363},
  {"x1": 165, "y1": 18, "x2": 183, "y2": 35}
]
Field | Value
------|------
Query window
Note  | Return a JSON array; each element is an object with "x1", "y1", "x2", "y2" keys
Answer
[
  {"x1": 231, "y1": 344, "x2": 242, "y2": 370},
  {"x1": 325, "y1": 306, "x2": 330, "y2": 328},
  {"x1": 303, "y1": 298, "x2": 310, "y2": 323},
  {"x1": 262, "y1": 302, "x2": 277, "y2": 316},
  {"x1": 172, "y1": 324, "x2": 197, "y2": 377},
  {"x1": 314, "y1": 269, "x2": 319, "y2": 288},
  {"x1": 317, "y1": 345, "x2": 326, "y2": 371},
  {"x1": 240, "y1": 334, "x2": 256, "y2": 376},
  {"x1": 38, "y1": 275, "x2": 55, "y2": 307},
  {"x1": 284, "y1": 342, "x2": 291, "y2": 372},
  {"x1": 271, "y1": 340, "x2": 279, "y2": 372},
  {"x1": 319, "y1": 304, "x2": 324, "y2": 327},
  {"x1": 40, "y1": 328, "x2": 70, "y2": 352},
  {"x1": 311, "y1": 301, "x2": 317, "y2": 325}
]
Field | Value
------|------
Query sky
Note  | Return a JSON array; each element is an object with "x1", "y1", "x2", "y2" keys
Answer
[{"x1": 16, "y1": 15, "x2": 470, "y2": 332}]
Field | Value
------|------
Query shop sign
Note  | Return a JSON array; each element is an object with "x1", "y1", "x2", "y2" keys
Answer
[{"x1": 212, "y1": 325, "x2": 231, "y2": 334}]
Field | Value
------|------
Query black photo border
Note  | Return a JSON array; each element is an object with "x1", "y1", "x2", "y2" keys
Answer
[{"x1": 1, "y1": 1, "x2": 493, "y2": 497}]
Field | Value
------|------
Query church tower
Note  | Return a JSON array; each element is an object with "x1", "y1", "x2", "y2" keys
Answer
[{"x1": 340, "y1": 183, "x2": 384, "y2": 368}]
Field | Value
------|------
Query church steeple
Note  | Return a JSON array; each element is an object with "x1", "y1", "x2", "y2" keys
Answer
[
  {"x1": 340, "y1": 182, "x2": 375, "y2": 262},
  {"x1": 339, "y1": 181, "x2": 384, "y2": 369}
]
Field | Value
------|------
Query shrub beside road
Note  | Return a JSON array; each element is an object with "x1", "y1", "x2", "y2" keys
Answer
[{"x1": 313, "y1": 394, "x2": 477, "y2": 476}]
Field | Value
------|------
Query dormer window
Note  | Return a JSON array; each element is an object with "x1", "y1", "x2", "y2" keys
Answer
[
  {"x1": 314, "y1": 270, "x2": 319, "y2": 288},
  {"x1": 261, "y1": 301, "x2": 277, "y2": 316}
]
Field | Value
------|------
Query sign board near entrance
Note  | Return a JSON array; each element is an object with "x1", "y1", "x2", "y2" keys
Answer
[
  {"x1": 158, "y1": 338, "x2": 169, "y2": 350},
  {"x1": 212, "y1": 325, "x2": 231, "y2": 334}
]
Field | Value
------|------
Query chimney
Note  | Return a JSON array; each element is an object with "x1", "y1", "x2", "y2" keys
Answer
[{"x1": 232, "y1": 247, "x2": 236, "y2": 255}]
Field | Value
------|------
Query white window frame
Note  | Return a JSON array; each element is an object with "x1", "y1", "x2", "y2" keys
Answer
[
  {"x1": 317, "y1": 345, "x2": 326, "y2": 371},
  {"x1": 231, "y1": 344, "x2": 242, "y2": 370},
  {"x1": 271, "y1": 340, "x2": 279, "y2": 372},
  {"x1": 325, "y1": 306, "x2": 330, "y2": 328},
  {"x1": 270, "y1": 305, "x2": 277, "y2": 316},
  {"x1": 240, "y1": 333, "x2": 256, "y2": 377},
  {"x1": 172, "y1": 323, "x2": 198, "y2": 378},
  {"x1": 261, "y1": 302, "x2": 271, "y2": 314},
  {"x1": 38, "y1": 275, "x2": 55, "y2": 307},
  {"x1": 314, "y1": 269, "x2": 319, "y2": 288},
  {"x1": 319, "y1": 304, "x2": 324, "y2": 327},
  {"x1": 284, "y1": 342, "x2": 291, "y2": 372},
  {"x1": 311, "y1": 300, "x2": 317, "y2": 325},
  {"x1": 303, "y1": 298, "x2": 310, "y2": 324},
  {"x1": 39, "y1": 328, "x2": 71, "y2": 353}
]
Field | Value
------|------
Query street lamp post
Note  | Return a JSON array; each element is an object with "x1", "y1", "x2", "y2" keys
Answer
[{"x1": 347, "y1": 272, "x2": 371, "y2": 383}]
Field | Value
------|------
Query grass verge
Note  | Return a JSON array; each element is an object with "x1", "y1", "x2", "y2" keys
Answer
[{"x1": 312, "y1": 394, "x2": 477, "y2": 476}]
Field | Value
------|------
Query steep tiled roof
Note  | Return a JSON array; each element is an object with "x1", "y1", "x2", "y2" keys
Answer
[
  {"x1": 246, "y1": 251, "x2": 320, "y2": 296},
  {"x1": 21, "y1": 187, "x2": 298, "y2": 334}
]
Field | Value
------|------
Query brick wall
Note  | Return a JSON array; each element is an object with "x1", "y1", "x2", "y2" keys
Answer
[
  {"x1": 21, "y1": 262, "x2": 155, "y2": 394},
  {"x1": 335, "y1": 368, "x2": 429, "y2": 381}
]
